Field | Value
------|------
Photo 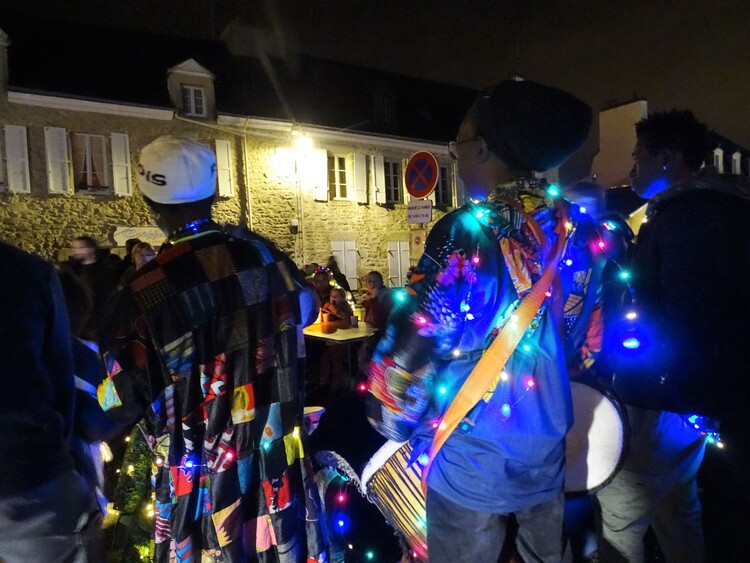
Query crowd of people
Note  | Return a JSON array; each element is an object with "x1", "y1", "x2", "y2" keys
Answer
[{"x1": 1, "y1": 78, "x2": 749, "y2": 563}]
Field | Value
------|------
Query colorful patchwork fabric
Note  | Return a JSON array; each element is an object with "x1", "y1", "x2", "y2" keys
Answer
[
  {"x1": 366, "y1": 179, "x2": 601, "y2": 513},
  {"x1": 558, "y1": 207, "x2": 607, "y2": 372},
  {"x1": 99, "y1": 227, "x2": 326, "y2": 562}
]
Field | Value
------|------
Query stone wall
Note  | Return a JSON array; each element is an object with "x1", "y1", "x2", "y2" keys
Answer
[
  {"x1": 0, "y1": 98, "x2": 244, "y2": 259},
  {"x1": 0, "y1": 97, "x2": 454, "y2": 283}
]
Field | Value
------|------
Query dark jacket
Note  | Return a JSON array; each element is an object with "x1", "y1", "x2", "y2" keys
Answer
[
  {"x1": 0, "y1": 242, "x2": 75, "y2": 495},
  {"x1": 613, "y1": 178, "x2": 750, "y2": 420}
]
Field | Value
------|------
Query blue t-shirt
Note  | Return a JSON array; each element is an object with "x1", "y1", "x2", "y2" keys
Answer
[{"x1": 367, "y1": 179, "x2": 577, "y2": 513}]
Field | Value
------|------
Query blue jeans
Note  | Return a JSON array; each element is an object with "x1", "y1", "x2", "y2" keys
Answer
[
  {"x1": 595, "y1": 406, "x2": 706, "y2": 562},
  {"x1": 426, "y1": 487, "x2": 566, "y2": 563}
]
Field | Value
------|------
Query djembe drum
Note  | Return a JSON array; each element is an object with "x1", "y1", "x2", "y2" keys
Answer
[{"x1": 360, "y1": 440, "x2": 427, "y2": 560}]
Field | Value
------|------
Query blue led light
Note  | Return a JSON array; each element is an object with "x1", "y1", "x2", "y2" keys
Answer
[
  {"x1": 548, "y1": 185, "x2": 560, "y2": 197},
  {"x1": 501, "y1": 403, "x2": 511, "y2": 417},
  {"x1": 620, "y1": 271, "x2": 631, "y2": 280},
  {"x1": 417, "y1": 453, "x2": 430, "y2": 466},
  {"x1": 622, "y1": 337, "x2": 641, "y2": 350}
]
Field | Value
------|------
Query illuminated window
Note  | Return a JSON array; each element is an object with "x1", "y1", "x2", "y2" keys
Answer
[
  {"x1": 181, "y1": 85, "x2": 206, "y2": 117},
  {"x1": 384, "y1": 159, "x2": 402, "y2": 204},
  {"x1": 328, "y1": 154, "x2": 348, "y2": 199},
  {"x1": 435, "y1": 165, "x2": 453, "y2": 207},
  {"x1": 72, "y1": 133, "x2": 109, "y2": 192}
]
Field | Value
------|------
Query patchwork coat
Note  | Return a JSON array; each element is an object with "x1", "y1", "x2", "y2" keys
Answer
[{"x1": 98, "y1": 225, "x2": 326, "y2": 563}]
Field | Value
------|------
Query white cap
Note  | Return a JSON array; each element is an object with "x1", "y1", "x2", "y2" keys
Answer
[{"x1": 136, "y1": 136, "x2": 217, "y2": 204}]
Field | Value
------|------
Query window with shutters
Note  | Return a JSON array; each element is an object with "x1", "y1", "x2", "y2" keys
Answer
[
  {"x1": 44, "y1": 128, "x2": 132, "y2": 196},
  {"x1": 72, "y1": 133, "x2": 110, "y2": 192},
  {"x1": 327, "y1": 153, "x2": 348, "y2": 199},
  {"x1": 435, "y1": 165, "x2": 453, "y2": 208},
  {"x1": 181, "y1": 85, "x2": 206, "y2": 117},
  {"x1": 384, "y1": 158, "x2": 403, "y2": 204}
]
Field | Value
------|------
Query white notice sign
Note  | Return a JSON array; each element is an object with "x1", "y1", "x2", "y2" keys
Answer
[
  {"x1": 113, "y1": 226, "x2": 166, "y2": 248},
  {"x1": 407, "y1": 199, "x2": 433, "y2": 224}
]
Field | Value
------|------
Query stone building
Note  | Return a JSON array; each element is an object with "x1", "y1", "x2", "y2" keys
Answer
[{"x1": 0, "y1": 14, "x2": 477, "y2": 290}]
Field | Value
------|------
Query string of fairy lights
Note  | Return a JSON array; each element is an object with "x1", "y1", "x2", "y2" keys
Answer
[{"x1": 98, "y1": 185, "x2": 720, "y2": 562}]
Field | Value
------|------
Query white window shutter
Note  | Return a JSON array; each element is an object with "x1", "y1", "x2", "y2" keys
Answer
[
  {"x1": 372, "y1": 155, "x2": 386, "y2": 204},
  {"x1": 732, "y1": 151, "x2": 742, "y2": 175},
  {"x1": 454, "y1": 164, "x2": 466, "y2": 206},
  {"x1": 401, "y1": 158, "x2": 409, "y2": 203},
  {"x1": 387, "y1": 241, "x2": 401, "y2": 287},
  {"x1": 110, "y1": 133, "x2": 132, "y2": 197},
  {"x1": 215, "y1": 139, "x2": 234, "y2": 197},
  {"x1": 713, "y1": 147, "x2": 724, "y2": 174},
  {"x1": 330, "y1": 240, "x2": 344, "y2": 271},
  {"x1": 344, "y1": 240, "x2": 358, "y2": 289},
  {"x1": 353, "y1": 152, "x2": 367, "y2": 203},
  {"x1": 302, "y1": 148, "x2": 328, "y2": 202},
  {"x1": 344, "y1": 154, "x2": 355, "y2": 201},
  {"x1": 45, "y1": 127, "x2": 71, "y2": 194},
  {"x1": 398, "y1": 242, "x2": 410, "y2": 286},
  {"x1": 5, "y1": 125, "x2": 30, "y2": 193}
]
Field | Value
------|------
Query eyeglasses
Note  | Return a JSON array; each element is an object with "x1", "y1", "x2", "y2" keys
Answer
[{"x1": 447, "y1": 137, "x2": 479, "y2": 160}]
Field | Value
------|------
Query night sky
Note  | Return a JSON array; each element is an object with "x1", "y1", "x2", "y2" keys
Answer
[{"x1": 6, "y1": 0, "x2": 750, "y2": 147}]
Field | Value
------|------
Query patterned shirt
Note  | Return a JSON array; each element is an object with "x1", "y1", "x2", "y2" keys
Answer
[
  {"x1": 98, "y1": 224, "x2": 326, "y2": 563},
  {"x1": 367, "y1": 178, "x2": 603, "y2": 513}
]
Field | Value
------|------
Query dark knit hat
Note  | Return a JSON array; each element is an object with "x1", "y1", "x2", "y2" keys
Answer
[{"x1": 475, "y1": 80, "x2": 592, "y2": 172}]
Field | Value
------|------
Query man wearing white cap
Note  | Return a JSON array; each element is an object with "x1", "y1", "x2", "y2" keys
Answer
[{"x1": 98, "y1": 136, "x2": 326, "y2": 562}]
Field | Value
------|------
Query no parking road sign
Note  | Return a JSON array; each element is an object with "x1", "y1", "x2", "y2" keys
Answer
[{"x1": 405, "y1": 151, "x2": 439, "y2": 199}]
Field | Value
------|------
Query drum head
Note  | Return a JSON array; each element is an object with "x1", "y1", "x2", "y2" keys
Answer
[{"x1": 565, "y1": 380, "x2": 626, "y2": 494}]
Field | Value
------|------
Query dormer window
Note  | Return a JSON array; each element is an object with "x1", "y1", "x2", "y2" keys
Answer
[
  {"x1": 181, "y1": 85, "x2": 206, "y2": 117},
  {"x1": 168, "y1": 59, "x2": 215, "y2": 119}
]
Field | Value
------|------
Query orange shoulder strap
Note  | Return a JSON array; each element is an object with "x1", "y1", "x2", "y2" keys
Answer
[{"x1": 421, "y1": 200, "x2": 570, "y2": 494}]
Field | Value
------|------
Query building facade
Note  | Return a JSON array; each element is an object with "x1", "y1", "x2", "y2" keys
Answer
[{"x1": 0, "y1": 21, "x2": 468, "y2": 290}]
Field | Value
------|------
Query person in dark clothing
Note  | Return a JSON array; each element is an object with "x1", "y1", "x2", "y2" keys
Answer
[
  {"x1": 59, "y1": 268, "x2": 121, "y2": 561},
  {"x1": 61, "y1": 235, "x2": 119, "y2": 342},
  {"x1": 117, "y1": 241, "x2": 156, "y2": 291},
  {"x1": 597, "y1": 110, "x2": 750, "y2": 562},
  {"x1": 117, "y1": 237, "x2": 142, "y2": 277},
  {"x1": 59, "y1": 270, "x2": 121, "y2": 487},
  {"x1": 0, "y1": 241, "x2": 98, "y2": 562},
  {"x1": 326, "y1": 255, "x2": 351, "y2": 292}
]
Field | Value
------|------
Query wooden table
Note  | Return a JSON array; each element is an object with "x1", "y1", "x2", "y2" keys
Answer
[{"x1": 303, "y1": 322, "x2": 378, "y2": 343}]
